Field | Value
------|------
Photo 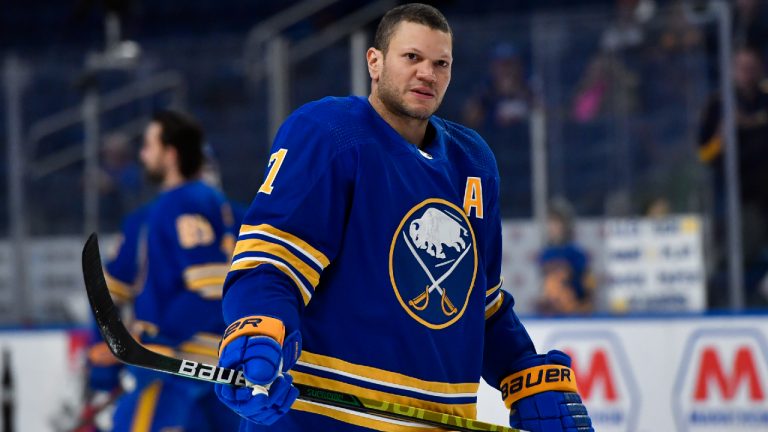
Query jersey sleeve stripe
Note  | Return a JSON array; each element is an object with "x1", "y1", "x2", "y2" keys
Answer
[
  {"x1": 133, "y1": 320, "x2": 159, "y2": 339},
  {"x1": 230, "y1": 257, "x2": 313, "y2": 305},
  {"x1": 232, "y1": 238, "x2": 321, "y2": 287},
  {"x1": 104, "y1": 271, "x2": 134, "y2": 302},
  {"x1": 188, "y1": 284, "x2": 224, "y2": 299},
  {"x1": 485, "y1": 278, "x2": 503, "y2": 297},
  {"x1": 484, "y1": 291, "x2": 504, "y2": 320},
  {"x1": 297, "y1": 351, "x2": 479, "y2": 395},
  {"x1": 239, "y1": 224, "x2": 330, "y2": 268},
  {"x1": 178, "y1": 339, "x2": 219, "y2": 361},
  {"x1": 183, "y1": 263, "x2": 229, "y2": 298}
]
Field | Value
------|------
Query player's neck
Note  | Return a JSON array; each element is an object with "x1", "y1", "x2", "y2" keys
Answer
[
  {"x1": 161, "y1": 169, "x2": 186, "y2": 190},
  {"x1": 369, "y1": 95, "x2": 429, "y2": 147}
]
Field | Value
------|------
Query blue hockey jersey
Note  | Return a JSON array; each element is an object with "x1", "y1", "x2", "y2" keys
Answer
[
  {"x1": 134, "y1": 180, "x2": 237, "y2": 361},
  {"x1": 104, "y1": 203, "x2": 151, "y2": 304},
  {"x1": 223, "y1": 96, "x2": 537, "y2": 431}
]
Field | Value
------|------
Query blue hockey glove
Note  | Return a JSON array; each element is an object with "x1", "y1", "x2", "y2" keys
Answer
[
  {"x1": 502, "y1": 350, "x2": 593, "y2": 432},
  {"x1": 215, "y1": 316, "x2": 301, "y2": 425}
]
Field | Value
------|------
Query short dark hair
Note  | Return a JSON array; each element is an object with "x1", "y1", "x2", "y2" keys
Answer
[
  {"x1": 151, "y1": 110, "x2": 204, "y2": 179},
  {"x1": 373, "y1": 3, "x2": 452, "y2": 54}
]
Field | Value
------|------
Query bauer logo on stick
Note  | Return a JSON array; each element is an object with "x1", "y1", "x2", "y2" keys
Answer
[
  {"x1": 389, "y1": 198, "x2": 477, "y2": 329},
  {"x1": 178, "y1": 359, "x2": 248, "y2": 386}
]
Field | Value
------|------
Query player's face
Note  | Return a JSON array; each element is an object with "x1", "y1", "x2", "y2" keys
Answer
[
  {"x1": 140, "y1": 122, "x2": 168, "y2": 184},
  {"x1": 376, "y1": 22, "x2": 452, "y2": 120}
]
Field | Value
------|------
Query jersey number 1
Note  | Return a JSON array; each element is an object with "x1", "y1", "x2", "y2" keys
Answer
[{"x1": 258, "y1": 148, "x2": 288, "y2": 195}]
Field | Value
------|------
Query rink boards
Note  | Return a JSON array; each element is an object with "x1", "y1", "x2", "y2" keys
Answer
[{"x1": 2, "y1": 315, "x2": 767, "y2": 431}]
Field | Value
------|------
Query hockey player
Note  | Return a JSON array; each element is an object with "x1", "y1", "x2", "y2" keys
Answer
[
  {"x1": 216, "y1": 4, "x2": 594, "y2": 432},
  {"x1": 110, "y1": 110, "x2": 240, "y2": 431}
]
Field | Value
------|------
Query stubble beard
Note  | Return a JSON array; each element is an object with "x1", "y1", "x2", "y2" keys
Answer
[
  {"x1": 143, "y1": 164, "x2": 165, "y2": 185},
  {"x1": 377, "y1": 69, "x2": 438, "y2": 121}
]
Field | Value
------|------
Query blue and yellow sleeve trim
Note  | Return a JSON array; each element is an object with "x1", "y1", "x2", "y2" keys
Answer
[
  {"x1": 485, "y1": 290, "x2": 505, "y2": 320},
  {"x1": 104, "y1": 269, "x2": 134, "y2": 303},
  {"x1": 183, "y1": 263, "x2": 230, "y2": 299},
  {"x1": 229, "y1": 224, "x2": 329, "y2": 305}
]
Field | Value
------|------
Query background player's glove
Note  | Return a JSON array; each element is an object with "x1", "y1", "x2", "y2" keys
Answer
[
  {"x1": 86, "y1": 342, "x2": 123, "y2": 392},
  {"x1": 215, "y1": 316, "x2": 301, "y2": 425},
  {"x1": 502, "y1": 350, "x2": 593, "y2": 432}
]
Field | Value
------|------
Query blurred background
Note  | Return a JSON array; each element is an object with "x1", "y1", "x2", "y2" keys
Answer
[{"x1": 2, "y1": 0, "x2": 768, "y2": 431}]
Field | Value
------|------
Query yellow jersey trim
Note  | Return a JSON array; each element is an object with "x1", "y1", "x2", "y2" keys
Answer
[
  {"x1": 485, "y1": 291, "x2": 504, "y2": 320},
  {"x1": 229, "y1": 258, "x2": 312, "y2": 305},
  {"x1": 293, "y1": 399, "x2": 442, "y2": 431},
  {"x1": 239, "y1": 224, "x2": 330, "y2": 268},
  {"x1": 232, "y1": 238, "x2": 320, "y2": 287},
  {"x1": 292, "y1": 371, "x2": 476, "y2": 419},
  {"x1": 104, "y1": 271, "x2": 133, "y2": 302},
  {"x1": 299, "y1": 351, "x2": 479, "y2": 396},
  {"x1": 130, "y1": 381, "x2": 162, "y2": 432},
  {"x1": 485, "y1": 279, "x2": 503, "y2": 297}
]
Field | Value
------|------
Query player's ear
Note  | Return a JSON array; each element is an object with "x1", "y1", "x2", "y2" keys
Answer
[{"x1": 367, "y1": 47, "x2": 382, "y2": 81}]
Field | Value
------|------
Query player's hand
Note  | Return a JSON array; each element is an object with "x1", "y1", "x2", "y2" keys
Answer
[
  {"x1": 504, "y1": 350, "x2": 593, "y2": 432},
  {"x1": 214, "y1": 316, "x2": 301, "y2": 425},
  {"x1": 87, "y1": 342, "x2": 122, "y2": 392}
]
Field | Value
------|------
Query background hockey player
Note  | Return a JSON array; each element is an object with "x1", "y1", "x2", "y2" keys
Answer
[
  {"x1": 109, "y1": 110, "x2": 240, "y2": 431},
  {"x1": 80, "y1": 201, "x2": 150, "y2": 431},
  {"x1": 215, "y1": 4, "x2": 593, "y2": 431}
]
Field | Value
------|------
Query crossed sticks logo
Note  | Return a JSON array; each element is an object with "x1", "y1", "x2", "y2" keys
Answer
[{"x1": 389, "y1": 198, "x2": 477, "y2": 329}]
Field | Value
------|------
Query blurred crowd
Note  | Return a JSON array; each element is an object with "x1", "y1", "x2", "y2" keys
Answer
[
  {"x1": 457, "y1": 0, "x2": 768, "y2": 311},
  {"x1": 4, "y1": 0, "x2": 768, "y2": 312}
]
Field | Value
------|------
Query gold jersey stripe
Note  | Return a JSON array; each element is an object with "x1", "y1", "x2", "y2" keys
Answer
[
  {"x1": 292, "y1": 399, "x2": 441, "y2": 432},
  {"x1": 178, "y1": 341, "x2": 219, "y2": 361},
  {"x1": 239, "y1": 224, "x2": 330, "y2": 268},
  {"x1": 130, "y1": 381, "x2": 162, "y2": 432},
  {"x1": 230, "y1": 259, "x2": 312, "y2": 305},
  {"x1": 299, "y1": 351, "x2": 479, "y2": 396},
  {"x1": 293, "y1": 371, "x2": 476, "y2": 419},
  {"x1": 196, "y1": 286, "x2": 223, "y2": 300},
  {"x1": 104, "y1": 271, "x2": 133, "y2": 302},
  {"x1": 186, "y1": 276, "x2": 226, "y2": 290},
  {"x1": 485, "y1": 279, "x2": 503, "y2": 297},
  {"x1": 184, "y1": 263, "x2": 230, "y2": 282},
  {"x1": 232, "y1": 238, "x2": 320, "y2": 287},
  {"x1": 133, "y1": 320, "x2": 158, "y2": 338},
  {"x1": 485, "y1": 291, "x2": 504, "y2": 320}
]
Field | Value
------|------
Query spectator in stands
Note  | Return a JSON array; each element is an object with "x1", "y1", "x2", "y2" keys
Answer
[
  {"x1": 571, "y1": 53, "x2": 638, "y2": 123},
  {"x1": 462, "y1": 42, "x2": 534, "y2": 218},
  {"x1": 733, "y1": 0, "x2": 768, "y2": 60},
  {"x1": 698, "y1": 47, "x2": 768, "y2": 307},
  {"x1": 600, "y1": 0, "x2": 652, "y2": 54},
  {"x1": 643, "y1": 196, "x2": 671, "y2": 218},
  {"x1": 462, "y1": 42, "x2": 533, "y2": 131},
  {"x1": 536, "y1": 197, "x2": 595, "y2": 315}
]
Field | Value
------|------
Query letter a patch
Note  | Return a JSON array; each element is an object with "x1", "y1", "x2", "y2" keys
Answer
[{"x1": 463, "y1": 177, "x2": 483, "y2": 219}]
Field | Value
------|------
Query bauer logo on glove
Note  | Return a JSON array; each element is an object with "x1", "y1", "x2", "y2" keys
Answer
[{"x1": 500, "y1": 365, "x2": 576, "y2": 406}]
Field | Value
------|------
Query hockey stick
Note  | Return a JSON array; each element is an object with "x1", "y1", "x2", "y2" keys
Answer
[{"x1": 82, "y1": 233, "x2": 517, "y2": 432}]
